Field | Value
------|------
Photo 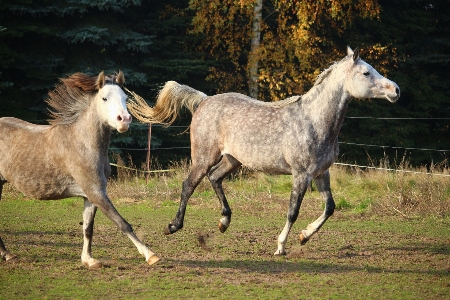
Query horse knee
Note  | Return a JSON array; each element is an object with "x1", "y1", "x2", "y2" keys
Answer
[{"x1": 83, "y1": 225, "x2": 94, "y2": 239}]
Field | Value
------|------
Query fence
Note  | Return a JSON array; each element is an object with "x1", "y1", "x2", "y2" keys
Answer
[
  {"x1": 19, "y1": 117, "x2": 450, "y2": 176},
  {"x1": 109, "y1": 117, "x2": 449, "y2": 177}
]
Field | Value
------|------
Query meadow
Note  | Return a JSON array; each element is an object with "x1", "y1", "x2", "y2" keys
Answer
[{"x1": 0, "y1": 160, "x2": 449, "y2": 299}]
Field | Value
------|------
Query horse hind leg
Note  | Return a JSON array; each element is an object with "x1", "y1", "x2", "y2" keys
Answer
[
  {"x1": 164, "y1": 163, "x2": 211, "y2": 235},
  {"x1": 299, "y1": 170, "x2": 335, "y2": 245},
  {"x1": 207, "y1": 154, "x2": 241, "y2": 233},
  {"x1": 0, "y1": 181, "x2": 18, "y2": 262}
]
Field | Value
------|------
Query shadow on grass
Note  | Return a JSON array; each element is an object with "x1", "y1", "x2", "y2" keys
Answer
[{"x1": 166, "y1": 258, "x2": 449, "y2": 276}]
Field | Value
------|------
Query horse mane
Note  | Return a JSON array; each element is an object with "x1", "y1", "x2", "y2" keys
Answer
[
  {"x1": 46, "y1": 72, "x2": 116, "y2": 125},
  {"x1": 260, "y1": 55, "x2": 352, "y2": 108},
  {"x1": 313, "y1": 54, "x2": 351, "y2": 87},
  {"x1": 264, "y1": 95, "x2": 302, "y2": 108}
]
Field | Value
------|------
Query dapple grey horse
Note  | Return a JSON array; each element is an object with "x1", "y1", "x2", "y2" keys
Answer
[
  {"x1": 0, "y1": 71, "x2": 160, "y2": 267},
  {"x1": 129, "y1": 47, "x2": 400, "y2": 255}
]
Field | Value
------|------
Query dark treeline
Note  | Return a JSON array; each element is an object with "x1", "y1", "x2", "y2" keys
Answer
[{"x1": 0, "y1": 0, "x2": 449, "y2": 168}]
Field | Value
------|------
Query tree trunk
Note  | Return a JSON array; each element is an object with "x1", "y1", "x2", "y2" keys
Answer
[{"x1": 248, "y1": 0, "x2": 262, "y2": 99}]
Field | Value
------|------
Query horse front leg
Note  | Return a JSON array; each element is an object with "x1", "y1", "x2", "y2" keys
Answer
[
  {"x1": 87, "y1": 192, "x2": 160, "y2": 266},
  {"x1": 299, "y1": 170, "x2": 335, "y2": 245},
  {"x1": 208, "y1": 154, "x2": 241, "y2": 233},
  {"x1": 274, "y1": 174, "x2": 311, "y2": 255},
  {"x1": 81, "y1": 198, "x2": 102, "y2": 269}
]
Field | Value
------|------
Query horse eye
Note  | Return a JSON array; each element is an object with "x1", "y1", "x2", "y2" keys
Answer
[
  {"x1": 363, "y1": 71, "x2": 370, "y2": 76},
  {"x1": 102, "y1": 97, "x2": 107, "y2": 101}
]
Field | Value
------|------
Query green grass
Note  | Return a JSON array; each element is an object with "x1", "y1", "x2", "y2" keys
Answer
[{"x1": 1, "y1": 164, "x2": 449, "y2": 299}]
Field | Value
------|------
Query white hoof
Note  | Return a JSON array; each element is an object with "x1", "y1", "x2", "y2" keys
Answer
[
  {"x1": 82, "y1": 258, "x2": 103, "y2": 269},
  {"x1": 273, "y1": 249, "x2": 286, "y2": 256}
]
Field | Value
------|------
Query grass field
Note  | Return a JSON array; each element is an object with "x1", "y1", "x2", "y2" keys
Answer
[{"x1": 0, "y1": 163, "x2": 449, "y2": 299}]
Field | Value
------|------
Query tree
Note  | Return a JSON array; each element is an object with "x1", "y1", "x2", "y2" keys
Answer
[
  {"x1": 0, "y1": 0, "x2": 211, "y2": 167},
  {"x1": 339, "y1": 0, "x2": 450, "y2": 166},
  {"x1": 0, "y1": 0, "x2": 152, "y2": 119},
  {"x1": 189, "y1": 0, "x2": 450, "y2": 166},
  {"x1": 248, "y1": 0, "x2": 262, "y2": 98},
  {"x1": 189, "y1": 0, "x2": 381, "y2": 100}
]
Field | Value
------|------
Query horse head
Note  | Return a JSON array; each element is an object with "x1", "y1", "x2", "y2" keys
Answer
[
  {"x1": 344, "y1": 46, "x2": 400, "y2": 103},
  {"x1": 96, "y1": 70, "x2": 132, "y2": 133}
]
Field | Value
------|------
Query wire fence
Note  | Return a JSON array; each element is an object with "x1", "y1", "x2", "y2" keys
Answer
[
  {"x1": 110, "y1": 159, "x2": 450, "y2": 177},
  {"x1": 110, "y1": 142, "x2": 449, "y2": 153},
  {"x1": 16, "y1": 118, "x2": 450, "y2": 177}
]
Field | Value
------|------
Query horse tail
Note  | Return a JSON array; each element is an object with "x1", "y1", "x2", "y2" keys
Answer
[{"x1": 127, "y1": 81, "x2": 207, "y2": 126}]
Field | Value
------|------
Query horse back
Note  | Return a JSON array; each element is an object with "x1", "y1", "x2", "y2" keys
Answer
[
  {"x1": 191, "y1": 94, "x2": 297, "y2": 173},
  {"x1": 190, "y1": 93, "x2": 338, "y2": 175}
]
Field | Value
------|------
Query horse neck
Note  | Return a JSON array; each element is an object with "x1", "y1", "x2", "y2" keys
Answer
[
  {"x1": 301, "y1": 71, "x2": 352, "y2": 140},
  {"x1": 72, "y1": 97, "x2": 112, "y2": 153}
]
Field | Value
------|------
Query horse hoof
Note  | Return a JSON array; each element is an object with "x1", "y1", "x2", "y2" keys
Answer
[
  {"x1": 147, "y1": 255, "x2": 160, "y2": 266},
  {"x1": 89, "y1": 261, "x2": 103, "y2": 270},
  {"x1": 163, "y1": 224, "x2": 177, "y2": 235},
  {"x1": 82, "y1": 258, "x2": 103, "y2": 269},
  {"x1": 299, "y1": 233, "x2": 309, "y2": 245},
  {"x1": 218, "y1": 221, "x2": 228, "y2": 233},
  {"x1": 83, "y1": 261, "x2": 103, "y2": 270},
  {"x1": 273, "y1": 249, "x2": 286, "y2": 256},
  {"x1": 4, "y1": 253, "x2": 18, "y2": 262}
]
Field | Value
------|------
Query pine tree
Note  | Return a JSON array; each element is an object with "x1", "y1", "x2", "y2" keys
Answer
[
  {"x1": 340, "y1": 0, "x2": 450, "y2": 165},
  {"x1": 0, "y1": 0, "x2": 153, "y2": 119}
]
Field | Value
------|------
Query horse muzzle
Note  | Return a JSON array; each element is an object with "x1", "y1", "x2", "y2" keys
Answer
[{"x1": 116, "y1": 113, "x2": 132, "y2": 133}]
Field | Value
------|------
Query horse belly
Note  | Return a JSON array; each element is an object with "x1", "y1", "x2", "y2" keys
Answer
[
  {"x1": 0, "y1": 123, "x2": 85, "y2": 199},
  {"x1": 4, "y1": 163, "x2": 84, "y2": 200},
  {"x1": 224, "y1": 141, "x2": 292, "y2": 175}
]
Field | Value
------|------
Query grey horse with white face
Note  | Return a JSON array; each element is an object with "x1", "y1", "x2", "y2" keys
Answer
[
  {"x1": 129, "y1": 47, "x2": 400, "y2": 256},
  {"x1": 0, "y1": 71, "x2": 160, "y2": 267}
]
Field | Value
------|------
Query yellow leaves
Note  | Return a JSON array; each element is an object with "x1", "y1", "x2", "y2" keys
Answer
[
  {"x1": 363, "y1": 44, "x2": 398, "y2": 74},
  {"x1": 190, "y1": 0, "x2": 386, "y2": 101}
]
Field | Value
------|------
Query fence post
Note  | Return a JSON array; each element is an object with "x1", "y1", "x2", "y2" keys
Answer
[{"x1": 146, "y1": 124, "x2": 152, "y2": 185}]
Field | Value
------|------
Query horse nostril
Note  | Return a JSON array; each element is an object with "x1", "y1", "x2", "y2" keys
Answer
[
  {"x1": 117, "y1": 114, "x2": 131, "y2": 123},
  {"x1": 396, "y1": 87, "x2": 400, "y2": 96}
]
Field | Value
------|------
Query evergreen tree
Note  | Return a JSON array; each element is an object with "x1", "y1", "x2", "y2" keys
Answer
[
  {"x1": 0, "y1": 0, "x2": 210, "y2": 167},
  {"x1": 340, "y1": 0, "x2": 450, "y2": 166},
  {"x1": 0, "y1": 0, "x2": 152, "y2": 118}
]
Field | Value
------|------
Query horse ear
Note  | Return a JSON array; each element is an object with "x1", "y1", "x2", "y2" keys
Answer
[
  {"x1": 116, "y1": 70, "x2": 125, "y2": 87},
  {"x1": 96, "y1": 71, "x2": 106, "y2": 89},
  {"x1": 352, "y1": 48, "x2": 360, "y2": 62},
  {"x1": 347, "y1": 46, "x2": 354, "y2": 56}
]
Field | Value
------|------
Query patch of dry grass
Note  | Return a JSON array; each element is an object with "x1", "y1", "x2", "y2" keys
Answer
[
  {"x1": 330, "y1": 159, "x2": 450, "y2": 218},
  {"x1": 108, "y1": 158, "x2": 450, "y2": 220},
  {"x1": 1, "y1": 159, "x2": 449, "y2": 300}
]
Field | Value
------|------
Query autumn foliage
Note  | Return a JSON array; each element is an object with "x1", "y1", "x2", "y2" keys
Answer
[{"x1": 189, "y1": 0, "x2": 384, "y2": 100}]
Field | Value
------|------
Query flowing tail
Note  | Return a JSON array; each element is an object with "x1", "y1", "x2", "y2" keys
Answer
[{"x1": 127, "y1": 81, "x2": 207, "y2": 126}]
